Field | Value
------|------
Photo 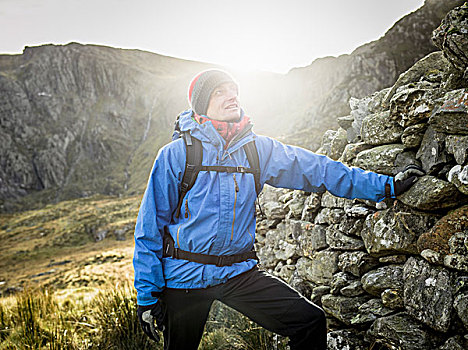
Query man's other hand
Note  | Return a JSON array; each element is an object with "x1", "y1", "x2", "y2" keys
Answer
[
  {"x1": 137, "y1": 301, "x2": 165, "y2": 342},
  {"x1": 394, "y1": 164, "x2": 425, "y2": 196}
]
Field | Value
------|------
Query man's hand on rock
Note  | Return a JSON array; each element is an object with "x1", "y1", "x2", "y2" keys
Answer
[{"x1": 394, "y1": 164, "x2": 425, "y2": 196}]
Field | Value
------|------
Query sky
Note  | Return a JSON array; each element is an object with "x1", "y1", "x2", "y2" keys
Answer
[{"x1": 1, "y1": 0, "x2": 425, "y2": 73}]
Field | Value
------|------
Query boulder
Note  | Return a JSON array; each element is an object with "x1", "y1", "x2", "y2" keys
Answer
[
  {"x1": 399, "y1": 176, "x2": 467, "y2": 211},
  {"x1": 444, "y1": 254, "x2": 468, "y2": 273},
  {"x1": 354, "y1": 144, "x2": 406, "y2": 175},
  {"x1": 343, "y1": 204, "x2": 373, "y2": 218},
  {"x1": 310, "y1": 285, "x2": 331, "y2": 306},
  {"x1": 314, "y1": 208, "x2": 345, "y2": 225},
  {"x1": 350, "y1": 298, "x2": 394, "y2": 325},
  {"x1": 403, "y1": 257, "x2": 453, "y2": 332},
  {"x1": 446, "y1": 135, "x2": 468, "y2": 164},
  {"x1": 401, "y1": 123, "x2": 427, "y2": 149},
  {"x1": 263, "y1": 201, "x2": 286, "y2": 220},
  {"x1": 448, "y1": 165, "x2": 468, "y2": 195},
  {"x1": 321, "y1": 294, "x2": 370, "y2": 325},
  {"x1": 429, "y1": 89, "x2": 468, "y2": 135},
  {"x1": 417, "y1": 205, "x2": 468, "y2": 254},
  {"x1": 326, "y1": 225, "x2": 365, "y2": 251},
  {"x1": 367, "y1": 313, "x2": 442, "y2": 350},
  {"x1": 437, "y1": 336, "x2": 468, "y2": 350},
  {"x1": 330, "y1": 272, "x2": 356, "y2": 295},
  {"x1": 361, "y1": 265, "x2": 403, "y2": 297},
  {"x1": 432, "y1": 3, "x2": 468, "y2": 70},
  {"x1": 300, "y1": 192, "x2": 322, "y2": 221},
  {"x1": 338, "y1": 217, "x2": 365, "y2": 237},
  {"x1": 296, "y1": 223, "x2": 328, "y2": 256},
  {"x1": 389, "y1": 82, "x2": 438, "y2": 128},
  {"x1": 361, "y1": 111, "x2": 404, "y2": 145},
  {"x1": 338, "y1": 251, "x2": 379, "y2": 277},
  {"x1": 453, "y1": 292, "x2": 468, "y2": 330},
  {"x1": 415, "y1": 126, "x2": 449, "y2": 175},
  {"x1": 361, "y1": 206, "x2": 438, "y2": 256},
  {"x1": 349, "y1": 96, "x2": 372, "y2": 143},
  {"x1": 295, "y1": 250, "x2": 340, "y2": 284},
  {"x1": 316, "y1": 130, "x2": 337, "y2": 157},
  {"x1": 340, "y1": 142, "x2": 373, "y2": 164},
  {"x1": 340, "y1": 280, "x2": 365, "y2": 297},
  {"x1": 327, "y1": 329, "x2": 367, "y2": 350},
  {"x1": 321, "y1": 192, "x2": 352, "y2": 208},
  {"x1": 329, "y1": 127, "x2": 348, "y2": 160}
]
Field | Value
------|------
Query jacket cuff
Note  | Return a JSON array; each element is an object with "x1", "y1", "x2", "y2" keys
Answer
[{"x1": 137, "y1": 293, "x2": 159, "y2": 306}]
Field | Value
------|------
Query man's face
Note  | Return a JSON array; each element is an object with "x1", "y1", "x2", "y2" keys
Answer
[{"x1": 205, "y1": 82, "x2": 240, "y2": 122}]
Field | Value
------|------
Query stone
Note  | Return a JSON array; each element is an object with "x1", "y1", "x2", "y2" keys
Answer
[
  {"x1": 444, "y1": 254, "x2": 468, "y2": 272},
  {"x1": 263, "y1": 201, "x2": 286, "y2": 220},
  {"x1": 389, "y1": 82, "x2": 438, "y2": 128},
  {"x1": 289, "y1": 272, "x2": 316, "y2": 300},
  {"x1": 329, "y1": 127, "x2": 348, "y2": 160},
  {"x1": 394, "y1": 151, "x2": 421, "y2": 174},
  {"x1": 340, "y1": 280, "x2": 365, "y2": 297},
  {"x1": 314, "y1": 208, "x2": 345, "y2": 225},
  {"x1": 321, "y1": 294, "x2": 370, "y2": 325},
  {"x1": 448, "y1": 165, "x2": 468, "y2": 195},
  {"x1": 361, "y1": 111, "x2": 403, "y2": 145},
  {"x1": 354, "y1": 144, "x2": 406, "y2": 175},
  {"x1": 295, "y1": 250, "x2": 340, "y2": 284},
  {"x1": 277, "y1": 264, "x2": 296, "y2": 282},
  {"x1": 416, "y1": 126, "x2": 449, "y2": 175},
  {"x1": 296, "y1": 224, "x2": 328, "y2": 256},
  {"x1": 349, "y1": 95, "x2": 372, "y2": 143},
  {"x1": 317, "y1": 130, "x2": 337, "y2": 157},
  {"x1": 321, "y1": 192, "x2": 351, "y2": 208},
  {"x1": 327, "y1": 329, "x2": 367, "y2": 350},
  {"x1": 417, "y1": 205, "x2": 468, "y2": 254},
  {"x1": 338, "y1": 217, "x2": 365, "y2": 236},
  {"x1": 361, "y1": 265, "x2": 403, "y2": 297},
  {"x1": 284, "y1": 191, "x2": 306, "y2": 219},
  {"x1": 310, "y1": 285, "x2": 331, "y2": 306},
  {"x1": 403, "y1": 257, "x2": 453, "y2": 332},
  {"x1": 429, "y1": 89, "x2": 468, "y2": 135},
  {"x1": 448, "y1": 232, "x2": 468, "y2": 254},
  {"x1": 367, "y1": 313, "x2": 442, "y2": 350},
  {"x1": 350, "y1": 298, "x2": 394, "y2": 325},
  {"x1": 432, "y1": 4, "x2": 468, "y2": 70},
  {"x1": 381, "y1": 289, "x2": 404, "y2": 310},
  {"x1": 343, "y1": 204, "x2": 373, "y2": 218},
  {"x1": 383, "y1": 51, "x2": 449, "y2": 106},
  {"x1": 330, "y1": 272, "x2": 355, "y2": 295},
  {"x1": 453, "y1": 292, "x2": 468, "y2": 330},
  {"x1": 401, "y1": 123, "x2": 427, "y2": 149},
  {"x1": 337, "y1": 115, "x2": 354, "y2": 130},
  {"x1": 446, "y1": 135, "x2": 468, "y2": 164},
  {"x1": 326, "y1": 225, "x2": 365, "y2": 251},
  {"x1": 275, "y1": 240, "x2": 298, "y2": 261},
  {"x1": 300, "y1": 192, "x2": 322, "y2": 221},
  {"x1": 361, "y1": 206, "x2": 438, "y2": 256},
  {"x1": 420, "y1": 249, "x2": 443, "y2": 265},
  {"x1": 340, "y1": 142, "x2": 373, "y2": 164},
  {"x1": 338, "y1": 251, "x2": 379, "y2": 277},
  {"x1": 399, "y1": 176, "x2": 468, "y2": 211},
  {"x1": 437, "y1": 335, "x2": 467, "y2": 350}
]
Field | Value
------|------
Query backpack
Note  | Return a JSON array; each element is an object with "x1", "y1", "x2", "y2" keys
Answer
[{"x1": 172, "y1": 114, "x2": 262, "y2": 219}]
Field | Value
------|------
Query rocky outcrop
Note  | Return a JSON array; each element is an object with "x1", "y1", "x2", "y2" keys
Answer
[
  {"x1": 280, "y1": 0, "x2": 466, "y2": 150},
  {"x1": 257, "y1": 5, "x2": 468, "y2": 349}
]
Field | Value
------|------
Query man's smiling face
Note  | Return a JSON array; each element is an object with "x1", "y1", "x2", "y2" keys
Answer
[{"x1": 206, "y1": 82, "x2": 240, "y2": 122}]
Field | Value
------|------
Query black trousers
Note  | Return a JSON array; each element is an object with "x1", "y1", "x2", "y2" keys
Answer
[{"x1": 159, "y1": 267, "x2": 327, "y2": 350}]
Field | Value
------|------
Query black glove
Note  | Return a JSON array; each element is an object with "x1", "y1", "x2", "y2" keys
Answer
[
  {"x1": 137, "y1": 301, "x2": 165, "y2": 342},
  {"x1": 394, "y1": 164, "x2": 425, "y2": 196}
]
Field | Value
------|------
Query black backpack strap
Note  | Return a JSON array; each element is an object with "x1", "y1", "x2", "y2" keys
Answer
[
  {"x1": 243, "y1": 140, "x2": 261, "y2": 195},
  {"x1": 175, "y1": 133, "x2": 203, "y2": 219}
]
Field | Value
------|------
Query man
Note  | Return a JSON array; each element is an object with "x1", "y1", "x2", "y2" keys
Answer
[{"x1": 133, "y1": 69, "x2": 422, "y2": 350}]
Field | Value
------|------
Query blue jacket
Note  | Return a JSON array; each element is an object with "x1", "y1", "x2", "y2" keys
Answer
[{"x1": 133, "y1": 110, "x2": 395, "y2": 305}]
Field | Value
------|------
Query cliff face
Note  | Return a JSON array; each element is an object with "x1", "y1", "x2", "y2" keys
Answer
[
  {"x1": 280, "y1": 0, "x2": 466, "y2": 150},
  {"x1": 256, "y1": 4, "x2": 468, "y2": 349},
  {"x1": 0, "y1": 43, "x2": 210, "y2": 211}
]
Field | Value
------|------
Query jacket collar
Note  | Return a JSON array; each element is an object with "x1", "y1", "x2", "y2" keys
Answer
[{"x1": 178, "y1": 109, "x2": 254, "y2": 153}]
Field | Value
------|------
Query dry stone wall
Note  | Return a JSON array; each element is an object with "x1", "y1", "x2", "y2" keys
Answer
[{"x1": 256, "y1": 5, "x2": 468, "y2": 349}]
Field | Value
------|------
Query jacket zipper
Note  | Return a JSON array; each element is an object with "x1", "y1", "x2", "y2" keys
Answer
[
  {"x1": 177, "y1": 198, "x2": 191, "y2": 247},
  {"x1": 231, "y1": 174, "x2": 239, "y2": 241},
  {"x1": 247, "y1": 228, "x2": 254, "y2": 247}
]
